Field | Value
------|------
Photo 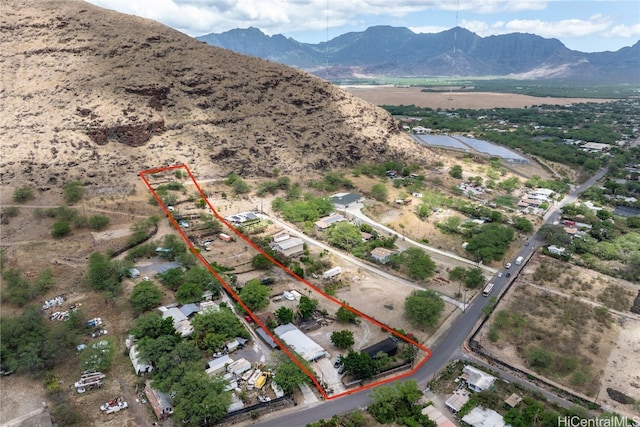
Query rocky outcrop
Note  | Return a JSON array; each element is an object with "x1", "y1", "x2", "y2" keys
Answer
[{"x1": 88, "y1": 121, "x2": 166, "y2": 146}]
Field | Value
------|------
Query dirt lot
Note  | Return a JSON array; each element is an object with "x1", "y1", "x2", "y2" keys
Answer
[
  {"x1": 478, "y1": 253, "x2": 640, "y2": 418},
  {"x1": 342, "y1": 85, "x2": 615, "y2": 109}
]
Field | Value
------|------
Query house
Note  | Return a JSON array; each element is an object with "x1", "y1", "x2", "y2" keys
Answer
[
  {"x1": 273, "y1": 323, "x2": 327, "y2": 362},
  {"x1": 145, "y1": 383, "x2": 173, "y2": 421},
  {"x1": 271, "y1": 236, "x2": 304, "y2": 257},
  {"x1": 445, "y1": 389, "x2": 470, "y2": 413},
  {"x1": 547, "y1": 245, "x2": 567, "y2": 256},
  {"x1": 129, "y1": 344, "x2": 154, "y2": 375},
  {"x1": 581, "y1": 142, "x2": 610, "y2": 152},
  {"x1": 160, "y1": 306, "x2": 194, "y2": 337},
  {"x1": 422, "y1": 405, "x2": 458, "y2": 427},
  {"x1": 505, "y1": 393, "x2": 523, "y2": 408},
  {"x1": 462, "y1": 365, "x2": 496, "y2": 392},
  {"x1": 206, "y1": 355, "x2": 232, "y2": 376},
  {"x1": 315, "y1": 214, "x2": 346, "y2": 231},
  {"x1": 461, "y1": 407, "x2": 507, "y2": 427},
  {"x1": 362, "y1": 336, "x2": 398, "y2": 359},
  {"x1": 370, "y1": 247, "x2": 395, "y2": 264},
  {"x1": 329, "y1": 193, "x2": 364, "y2": 210},
  {"x1": 179, "y1": 303, "x2": 201, "y2": 318}
]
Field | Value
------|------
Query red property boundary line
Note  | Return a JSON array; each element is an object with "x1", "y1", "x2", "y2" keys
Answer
[{"x1": 139, "y1": 164, "x2": 432, "y2": 400}]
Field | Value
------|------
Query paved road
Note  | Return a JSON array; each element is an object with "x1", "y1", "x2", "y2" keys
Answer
[{"x1": 255, "y1": 168, "x2": 609, "y2": 426}]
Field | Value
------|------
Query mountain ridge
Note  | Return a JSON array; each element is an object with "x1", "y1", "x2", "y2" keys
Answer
[
  {"x1": 197, "y1": 26, "x2": 640, "y2": 82},
  {"x1": 1, "y1": 0, "x2": 433, "y2": 188}
]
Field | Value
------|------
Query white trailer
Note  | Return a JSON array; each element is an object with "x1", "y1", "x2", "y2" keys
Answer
[{"x1": 322, "y1": 267, "x2": 342, "y2": 280}]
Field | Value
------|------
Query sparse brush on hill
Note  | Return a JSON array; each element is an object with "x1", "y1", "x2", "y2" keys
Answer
[{"x1": 1, "y1": 0, "x2": 433, "y2": 190}]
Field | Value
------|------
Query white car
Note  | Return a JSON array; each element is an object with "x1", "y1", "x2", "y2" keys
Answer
[
  {"x1": 505, "y1": 263, "x2": 512, "y2": 269},
  {"x1": 497, "y1": 272, "x2": 503, "y2": 278}
]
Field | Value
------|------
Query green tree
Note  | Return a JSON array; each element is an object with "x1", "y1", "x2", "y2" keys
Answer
[
  {"x1": 88, "y1": 215, "x2": 110, "y2": 230},
  {"x1": 13, "y1": 186, "x2": 35, "y2": 203},
  {"x1": 449, "y1": 165, "x2": 463, "y2": 179},
  {"x1": 370, "y1": 183, "x2": 389, "y2": 202},
  {"x1": 368, "y1": 380, "x2": 432, "y2": 426},
  {"x1": 297, "y1": 296, "x2": 318, "y2": 320},
  {"x1": 63, "y1": 181, "x2": 84, "y2": 204},
  {"x1": 527, "y1": 346, "x2": 553, "y2": 370},
  {"x1": 176, "y1": 282, "x2": 204, "y2": 304},
  {"x1": 130, "y1": 281, "x2": 162, "y2": 313},
  {"x1": 275, "y1": 306, "x2": 294, "y2": 324},
  {"x1": 463, "y1": 267, "x2": 485, "y2": 289},
  {"x1": 513, "y1": 216, "x2": 533, "y2": 233},
  {"x1": 404, "y1": 289, "x2": 445, "y2": 328},
  {"x1": 341, "y1": 351, "x2": 375, "y2": 379},
  {"x1": 157, "y1": 267, "x2": 185, "y2": 291},
  {"x1": 51, "y1": 221, "x2": 71, "y2": 238},
  {"x1": 85, "y1": 252, "x2": 125, "y2": 295},
  {"x1": 130, "y1": 312, "x2": 178, "y2": 340},
  {"x1": 191, "y1": 308, "x2": 250, "y2": 352},
  {"x1": 184, "y1": 265, "x2": 219, "y2": 293},
  {"x1": 627, "y1": 216, "x2": 640, "y2": 229},
  {"x1": 448, "y1": 266, "x2": 467, "y2": 282},
  {"x1": 499, "y1": 177, "x2": 520, "y2": 193},
  {"x1": 394, "y1": 248, "x2": 435, "y2": 281},
  {"x1": 273, "y1": 356, "x2": 311, "y2": 395},
  {"x1": 336, "y1": 306, "x2": 359, "y2": 324},
  {"x1": 465, "y1": 223, "x2": 515, "y2": 262},
  {"x1": 438, "y1": 215, "x2": 463, "y2": 233},
  {"x1": 239, "y1": 281, "x2": 270, "y2": 311},
  {"x1": 330, "y1": 330, "x2": 355, "y2": 349},
  {"x1": 171, "y1": 370, "x2": 231, "y2": 426},
  {"x1": 251, "y1": 253, "x2": 273, "y2": 270},
  {"x1": 326, "y1": 222, "x2": 363, "y2": 251}
]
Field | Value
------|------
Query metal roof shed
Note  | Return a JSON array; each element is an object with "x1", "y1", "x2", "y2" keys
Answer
[{"x1": 273, "y1": 323, "x2": 327, "y2": 362}]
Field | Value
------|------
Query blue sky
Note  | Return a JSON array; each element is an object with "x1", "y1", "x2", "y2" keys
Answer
[{"x1": 88, "y1": 0, "x2": 639, "y2": 52}]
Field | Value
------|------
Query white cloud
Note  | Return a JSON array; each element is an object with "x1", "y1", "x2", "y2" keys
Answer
[
  {"x1": 462, "y1": 14, "x2": 617, "y2": 39},
  {"x1": 87, "y1": 0, "x2": 636, "y2": 51},
  {"x1": 606, "y1": 23, "x2": 640, "y2": 39},
  {"x1": 409, "y1": 25, "x2": 451, "y2": 35}
]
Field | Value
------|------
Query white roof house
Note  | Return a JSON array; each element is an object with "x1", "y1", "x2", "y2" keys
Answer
[
  {"x1": 461, "y1": 407, "x2": 507, "y2": 427},
  {"x1": 129, "y1": 344, "x2": 154, "y2": 375},
  {"x1": 273, "y1": 323, "x2": 327, "y2": 361},
  {"x1": 463, "y1": 365, "x2": 497, "y2": 393},
  {"x1": 371, "y1": 247, "x2": 395, "y2": 264},
  {"x1": 271, "y1": 237, "x2": 304, "y2": 257},
  {"x1": 206, "y1": 355, "x2": 232, "y2": 376}
]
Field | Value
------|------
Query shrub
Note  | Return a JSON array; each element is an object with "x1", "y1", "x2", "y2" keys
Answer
[
  {"x1": 63, "y1": 181, "x2": 84, "y2": 204},
  {"x1": 51, "y1": 221, "x2": 71, "y2": 238},
  {"x1": 13, "y1": 186, "x2": 34, "y2": 203}
]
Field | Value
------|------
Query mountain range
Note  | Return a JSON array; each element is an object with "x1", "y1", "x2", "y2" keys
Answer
[{"x1": 197, "y1": 26, "x2": 640, "y2": 83}]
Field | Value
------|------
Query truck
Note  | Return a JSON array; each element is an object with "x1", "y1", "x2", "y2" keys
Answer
[{"x1": 515, "y1": 256, "x2": 524, "y2": 266}]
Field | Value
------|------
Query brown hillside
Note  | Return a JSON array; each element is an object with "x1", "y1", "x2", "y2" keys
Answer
[{"x1": 0, "y1": 0, "x2": 433, "y2": 187}]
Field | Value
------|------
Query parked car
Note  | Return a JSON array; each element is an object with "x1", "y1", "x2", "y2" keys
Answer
[
  {"x1": 91, "y1": 329, "x2": 108, "y2": 338},
  {"x1": 505, "y1": 263, "x2": 512, "y2": 269},
  {"x1": 86, "y1": 318, "x2": 102, "y2": 328}
]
